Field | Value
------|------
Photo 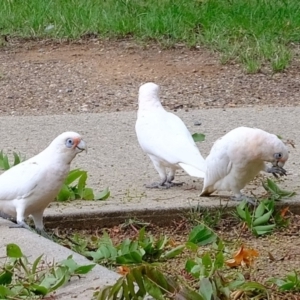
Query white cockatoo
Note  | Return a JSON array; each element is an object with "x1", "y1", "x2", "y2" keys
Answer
[
  {"x1": 201, "y1": 127, "x2": 288, "y2": 201},
  {"x1": 135, "y1": 82, "x2": 206, "y2": 188},
  {"x1": 0, "y1": 132, "x2": 86, "y2": 236}
]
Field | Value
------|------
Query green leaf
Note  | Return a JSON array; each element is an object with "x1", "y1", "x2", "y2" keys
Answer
[
  {"x1": 48, "y1": 273, "x2": 67, "y2": 293},
  {"x1": 6, "y1": 243, "x2": 23, "y2": 258},
  {"x1": 199, "y1": 278, "x2": 213, "y2": 300},
  {"x1": 56, "y1": 184, "x2": 72, "y2": 202},
  {"x1": 60, "y1": 256, "x2": 78, "y2": 272},
  {"x1": 116, "y1": 251, "x2": 143, "y2": 264},
  {"x1": 2, "y1": 154, "x2": 10, "y2": 170},
  {"x1": 82, "y1": 187, "x2": 94, "y2": 200},
  {"x1": 74, "y1": 264, "x2": 96, "y2": 274},
  {"x1": 95, "y1": 187, "x2": 110, "y2": 200},
  {"x1": 64, "y1": 169, "x2": 85, "y2": 185},
  {"x1": 32, "y1": 254, "x2": 43, "y2": 274},
  {"x1": 239, "y1": 281, "x2": 267, "y2": 292},
  {"x1": 236, "y1": 201, "x2": 247, "y2": 220},
  {"x1": 31, "y1": 284, "x2": 49, "y2": 296},
  {"x1": 162, "y1": 245, "x2": 185, "y2": 259},
  {"x1": 13, "y1": 152, "x2": 21, "y2": 166},
  {"x1": 0, "y1": 270, "x2": 13, "y2": 285},
  {"x1": 192, "y1": 133, "x2": 206, "y2": 142},
  {"x1": 253, "y1": 224, "x2": 276, "y2": 235},
  {"x1": 185, "y1": 259, "x2": 200, "y2": 278},
  {"x1": 185, "y1": 241, "x2": 199, "y2": 252},
  {"x1": 254, "y1": 201, "x2": 266, "y2": 218},
  {"x1": 131, "y1": 267, "x2": 146, "y2": 295},
  {"x1": 253, "y1": 209, "x2": 273, "y2": 226},
  {"x1": 0, "y1": 285, "x2": 13, "y2": 297},
  {"x1": 76, "y1": 172, "x2": 87, "y2": 198},
  {"x1": 188, "y1": 224, "x2": 217, "y2": 246}
]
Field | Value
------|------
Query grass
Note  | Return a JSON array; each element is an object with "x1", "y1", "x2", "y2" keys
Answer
[{"x1": 1, "y1": 0, "x2": 300, "y2": 71}]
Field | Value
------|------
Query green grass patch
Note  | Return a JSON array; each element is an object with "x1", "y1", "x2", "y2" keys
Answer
[{"x1": 1, "y1": 0, "x2": 300, "y2": 72}]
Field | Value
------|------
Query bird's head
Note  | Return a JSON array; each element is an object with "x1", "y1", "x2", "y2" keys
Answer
[
  {"x1": 48, "y1": 131, "x2": 87, "y2": 163},
  {"x1": 138, "y1": 82, "x2": 163, "y2": 110},
  {"x1": 269, "y1": 136, "x2": 289, "y2": 168}
]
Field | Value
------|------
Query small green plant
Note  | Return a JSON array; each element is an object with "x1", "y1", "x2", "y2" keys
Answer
[
  {"x1": 83, "y1": 228, "x2": 185, "y2": 265},
  {"x1": 185, "y1": 241, "x2": 235, "y2": 299},
  {"x1": 269, "y1": 271, "x2": 300, "y2": 292},
  {"x1": 236, "y1": 200, "x2": 277, "y2": 236},
  {"x1": 0, "y1": 150, "x2": 24, "y2": 170},
  {"x1": 56, "y1": 169, "x2": 110, "y2": 201},
  {"x1": 95, "y1": 264, "x2": 202, "y2": 300},
  {"x1": 192, "y1": 133, "x2": 205, "y2": 143},
  {"x1": 0, "y1": 243, "x2": 95, "y2": 298},
  {"x1": 188, "y1": 224, "x2": 218, "y2": 246},
  {"x1": 262, "y1": 178, "x2": 296, "y2": 200}
]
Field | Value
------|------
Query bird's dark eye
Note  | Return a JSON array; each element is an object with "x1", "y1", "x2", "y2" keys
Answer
[
  {"x1": 65, "y1": 138, "x2": 74, "y2": 148},
  {"x1": 274, "y1": 153, "x2": 282, "y2": 159}
]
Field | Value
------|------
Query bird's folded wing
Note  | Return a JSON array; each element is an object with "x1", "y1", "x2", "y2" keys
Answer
[
  {"x1": 203, "y1": 151, "x2": 232, "y2": 188},
  {"x1": 0, "y1": 161, "x2": 41, "y2": 200}
]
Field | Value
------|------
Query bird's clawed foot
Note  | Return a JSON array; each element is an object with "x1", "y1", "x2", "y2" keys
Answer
[
  {"x1": 36, "y1": 228, "x2": 53, "y2": 240},
  {"x1": 231, "y1": 195, "x2": 257, "y2": 206},
  {"x1": 166, "y1": 181, "x2": 184, "y2": 187},
  {"x1": 9, "y1": 221, "x2": 32, "y2": 231},
  {"x1": 145, "y1": 181, "x2": 184, "y2": 189},
  {"x1": 267, "y1": 166, "x2": 287, "y2": 178}
]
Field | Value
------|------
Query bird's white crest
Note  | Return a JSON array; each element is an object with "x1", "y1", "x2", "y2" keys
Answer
[
  {"x1": 136, "y1": 82, "x2": 206, "y2": 188},
  {"x1": 201, "y1": 126, "x2": 289, "y2": 199},
  {"x1": 0, "y1": 131, "x2": 86, "y2": 234},
  {"x1": 138, "y1": 82, "x2": 163, "y2": 111}
]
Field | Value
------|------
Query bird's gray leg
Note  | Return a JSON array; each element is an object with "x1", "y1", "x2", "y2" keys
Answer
[
  {"x1": 166, "y1": 168, "x2": 184, "y2": 187},
  {"x1": 231, "y1": 192, "x2": 257, "y2": 205},
  {"x1": 146, "y1": 156, "x2": 169, "y2": 188},
  {"x1": 9, "y1": 207, "x2": 33, "y2": 230},
  {"x1": 265, "y1": 165, "x2": 287, "y2": 178},
  {"x1": 31, "y1": 211, "x2": 52, "y2": 239}
]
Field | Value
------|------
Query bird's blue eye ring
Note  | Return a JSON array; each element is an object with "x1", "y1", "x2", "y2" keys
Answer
[
  {"x1": 274, "y1": 153, "x2": 282, "y2": 159},
  {"x1": 65, "y1": 138, "x2": 74, "y2": 148}
]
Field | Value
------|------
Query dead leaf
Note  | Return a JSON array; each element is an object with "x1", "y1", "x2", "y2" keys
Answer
[
  {"x1": 268, "y1": 251, "x2": 276, "y2": 262},
  {"x1": 280, "y1": 206, "x2": 290, "y2": 218},
  {"x1": 226, "y1": 245, "x2": 259, "y2": 267},
  {"x1": 117, "y1": 266, "x2": 130, "y2": 276}
]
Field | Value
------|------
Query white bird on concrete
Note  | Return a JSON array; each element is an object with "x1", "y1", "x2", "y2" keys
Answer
[
  {"x1": 201, "y1": 127, "x2": 288, "y2": 201},
  {"x1": 0, "y1": 132, "x2": 86, "y2": 237},
  {"x1": 135, "y1": 82, "x2": 206, "y2": 188}
]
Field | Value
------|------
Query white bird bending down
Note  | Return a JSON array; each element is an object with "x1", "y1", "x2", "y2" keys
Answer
[
  {"x1": 201, "y1": 127, "x2": 288, "y2": 202},
  {"x1": 0, "y1": 132, "x2": 86, "y2": 237},
  {"x1": 135, "y1": 82, "x2": 206, "y2": 188}
]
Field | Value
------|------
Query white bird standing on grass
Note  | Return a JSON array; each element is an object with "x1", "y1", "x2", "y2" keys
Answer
[
  {"x1": 201, "y1": 127, "x2": 288, "y2": 201},
  {"x1": 135, "y1": 82, "x2": 206, "y2": 188},
  {"x1": 0, "y1": 131, "x2": 86, "y2": 237}
]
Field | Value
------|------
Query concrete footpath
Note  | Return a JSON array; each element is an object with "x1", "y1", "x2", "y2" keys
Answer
[{"x1": 0, "y1": 106, "x2": 299, "y2": 298}]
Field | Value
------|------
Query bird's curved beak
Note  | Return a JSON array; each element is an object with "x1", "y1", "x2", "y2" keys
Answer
[
  {"x1": 75, "y1": 139, "x2": 87, "y2": 153},
  {"x1": 273, "y1": 160, "x2": 284, "y2": 168}
]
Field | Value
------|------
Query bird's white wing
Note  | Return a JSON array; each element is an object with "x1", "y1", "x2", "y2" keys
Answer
[
  {"x1": 0, "y1": 160, "x2": 42, "y2": 200},
  {"x1": 136, "y1": 111, "x2": 206, "y2": 175},
  {"x1": 201, "y1": 138, "x2": 232, "y2": 194}
]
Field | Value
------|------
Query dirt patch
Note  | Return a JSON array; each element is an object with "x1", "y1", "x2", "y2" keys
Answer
[{"x1": 0, "y1": 39, "x2": 300, "y2": 116}]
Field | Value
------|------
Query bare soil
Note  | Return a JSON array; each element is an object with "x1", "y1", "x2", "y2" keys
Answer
[{"x1": 0, "y1": 39, "x2": 300, "y2": 116}]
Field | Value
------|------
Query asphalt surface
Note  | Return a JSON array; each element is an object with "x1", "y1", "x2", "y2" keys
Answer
[{"x1": 0, "y1": 106, "x2": 299, "y2": 297}]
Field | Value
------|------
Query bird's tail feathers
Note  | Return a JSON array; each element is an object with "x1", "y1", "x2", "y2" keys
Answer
[{"x1": 179, "y1": 163, "x2": 205, "y2": 178}]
